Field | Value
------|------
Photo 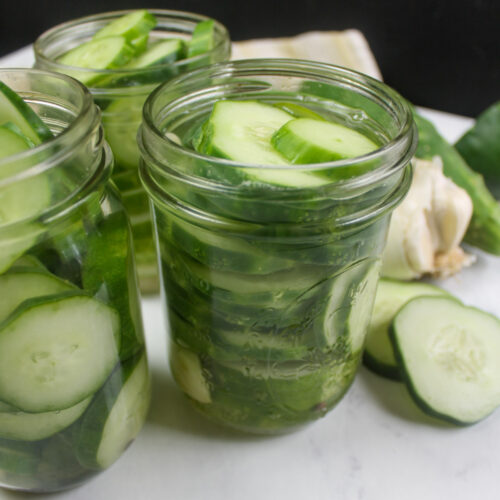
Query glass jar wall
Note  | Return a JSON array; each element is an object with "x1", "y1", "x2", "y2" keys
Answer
[{"x1": 0, "y1": 69, "x2": 149, "y2": 492}]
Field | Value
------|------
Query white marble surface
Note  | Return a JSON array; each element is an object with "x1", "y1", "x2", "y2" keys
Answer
[{"x1": 1, "y1": 47, "x2": 500, "y2": 500}]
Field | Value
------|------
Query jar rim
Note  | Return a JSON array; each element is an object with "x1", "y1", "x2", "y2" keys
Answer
[
  {"x1": 33, "y1": 9, "x2": 231, "y2": 94},
  {"x1": 140, "y1": 58, "x2": 416, "y2": 192},
  {"x1": 0, "y1": 68, "x2": 96, "y2": 184}
]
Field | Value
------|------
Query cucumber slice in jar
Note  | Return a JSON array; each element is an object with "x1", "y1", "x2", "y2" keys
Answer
[
  {"x1": 271, "y1": 118, "x2": 378, "y2": 171},
  {"x1": 187, "y1": 19, "x2": 215, "y2": 58},
  {"x1": 0, "y1": 81, "x2": 53, "y2": 144},
  {"x1": 390, "y1": 295, "x2": 500, "y2": 425},
  {"x1": 0, "y1": 123, "x2": 34, "y2": 158},
  {"x1": 0, "y1": 292, "x2": 120, "y2": 413},
  {"x1": 363, "y1": 280, "x2": 449, "y2": 380},
  {"x1": 196, "y1": 100, "x2": 328, "y2": 188},
  {"x1": 0, "y1": 269, "x2": 74, "y2": 322},
  {"x1": 0, "y1": 225, "x2": 45, "y2": 275},
  {"x1": 93, "y1": 10, "x2": 157, "y2": 42},
  {"x1": 82, "y1": 211, "x2": 144, "y2": 361},
  {"x1": 76, "y1": 353, "x2": 150, "y2": 469},
  {"x1": 170, "y1": 343, "x2": 211, "y2": 404},
  {"x1": 125, "y1": 39, "x2": 186, "y2": 68},
  {"x1": 0, "y1": 396, "x2": 92, "y2": 442},
  {"x1": 57, "y1": 37, "x2": 135, "y2": 86},
  {"x1": 101, "y1": 95, "x2": 144, "y2": 170}
]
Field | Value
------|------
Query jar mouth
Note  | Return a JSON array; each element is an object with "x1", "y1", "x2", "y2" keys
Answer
[
  {"x1": 141, "y1": 58, "x2": 416, "y2": 192},
  {"x1": 0, "y1": 68, "x2": 96, "y2": 185},
  {"x1": 34, "y1": 9, "x2": 231, "y2": 95}
]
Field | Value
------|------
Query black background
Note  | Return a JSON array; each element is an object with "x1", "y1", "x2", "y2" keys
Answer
[{"x1": 1, "y1": 0, "x2": 498, "y2": 117}]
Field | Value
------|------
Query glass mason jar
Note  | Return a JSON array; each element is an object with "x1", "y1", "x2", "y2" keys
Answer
[
  {"x1": 34, "y1": 10, "x2": 231, "y2": 293},
  {"x1": 0, "y1": 69, "x2": 150, "y2": 492},
  {"x1": 139, "y1": 59, "x2": 416, "y2": 434}
]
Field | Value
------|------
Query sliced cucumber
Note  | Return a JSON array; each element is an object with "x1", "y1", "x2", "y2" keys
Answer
[
  {"x1": 0, "y1": 81, "x2": 53, "y2": 144},
  {"x1": 363, "y1": 280, "x2": 449, "y2": 379},
  {"x1": 0, "y1": 396, "x2": 91, "y2": 442},
  {"x1": 273, "y1": 102, "x2": 327, "y2": 121},
  {"x1": 101, "y1": 95, "x2": 144, "y2": 170},
  {"x1": 0, "y1": 269, "x2": 74, "y2": 322},
  {"x1": 197, "y1": 100, "x2": 332, "y2": 187},
  {"x1": 167, "y1": 215, "x2": 293, "y2": 274},
  {"x1": 57, "y1": 36, "x2": 135, "y2": 86},
  {"x1": 170, "y1": 343, "x2": 211, "y2": 404},
  {"x1": 0, "y1": 224, "x2": 45, "y2": 275},
  {"x1": 76, "y1": 353, "x2": 150, "y2": 469},
  {"x1": 0, "y1": 123, "x2": 33, "y2": 159},
  {"x1": 187, "y1": 19, "x2": 215, "y2": 58},
  {"x1": 197, "y1": 100, "x2": 292, "y2": 165},
  {"x1": 390, "y1": 296, "x2": 500, "y2": 425},
  {"x1": 0, "y1": 292, "x2": 120, "y2": 412},
  {"x1": 271, "y1": 117, "x2": 377, "y2": 165},
  {"x1": 346, "y1": 262, "x2": 380, "y2": 353},
  {"x1": 82, "y1": 211, "x2": 144, "y2": 361},
  {"x1": 93, "y1": 10, "x2": 156, "y2": 42},
  {"x1": 125, "y1": 38, "x2": 186, "y2": 68}
]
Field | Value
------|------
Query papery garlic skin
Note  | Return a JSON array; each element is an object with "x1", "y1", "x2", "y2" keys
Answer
[{"x1": 381, "y1": 157, "x2": 474, "y2": 280}]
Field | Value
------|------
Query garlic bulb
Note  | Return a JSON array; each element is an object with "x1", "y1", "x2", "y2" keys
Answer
[{"x1": 381, "y1": 156, "x2": 474, "y2": 280}]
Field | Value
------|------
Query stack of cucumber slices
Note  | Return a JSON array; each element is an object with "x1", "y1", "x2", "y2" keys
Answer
[
  {"x1": 363, "y1": 279, "x2": 500, "y2": 426},
  {"x1": 56, "y1": 10, "x2": 216, "y2": 87},
  {"x1": 192, "y1": 99, "x2": 379, "y2": 186},
  {"x1": 0, "y1": 82, "x2": 150, "y2": 482}
]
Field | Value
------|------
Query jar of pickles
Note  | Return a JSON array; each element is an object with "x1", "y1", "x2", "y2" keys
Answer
[
  {"x1": 34, "y1": 10, "x2": 231, "y2": 293},
  {"x1": 139, "y1": 59, "x2": 416, "y2": 434},
  {"x1": 0, "y1": 69, "x2": 149, "y2": 492}
]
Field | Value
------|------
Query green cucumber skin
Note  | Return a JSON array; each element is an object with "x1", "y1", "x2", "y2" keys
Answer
[
  {"x1": 187, "y1": 19, "x2": 215, "y2": 58},
  {"x1": 362, "y1": 351, "x2": 401, "y2": 381},
  {"x1": 82, "y1": 210, "x2": 144, "y2": 361},
  {"x1": 455, "y1": 101, "x2": 500, "y2": 198},
  {"x1": 75, "y1": 352, "x2": 149, "y2": 469},
  {"x1": 413, "y1": 111, "x2": 500, "y2": 255},
  {"x1": 362, "y1": 279, "x2": 450, "y2": 381},
  {"x1": 389, "y1": 296, "x2": 500, "y2": 426},
  {"x1": 0, "y1": 291, "x2": 120, "y2": 413},
  {"x1": 0, "y1": 81, "x2": 53, "y2": 144},
  {"x1": 389, "y1": 321, "x2": 474, "y2": 426},
  {"x1": 93, "y1": 10, "x2": 157, "y2": 42}
]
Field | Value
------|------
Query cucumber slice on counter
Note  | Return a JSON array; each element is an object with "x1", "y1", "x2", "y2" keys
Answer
[
  {"x1": 76, "y1": 353, "x2": 150, "y2": 469},
  {"x1": 0, "y1": 292, "x2": 120, "y2": 412},
  {"x1": 57, "y1": 36, "x2": 135, "y2": 86},
  {"x1": 93, "y1": 10, "x2": 156, "y2": 42},
  {"x1": 187, "y1": 19, "x2": 215, "y2": 58},
  {"x1": 271, "y1": 117, "x2": 377, "y2": 165},
  {"x1": 364, "y1": 279, "x2": 449, "y2": 379},
  {"x1": 0, "y1": 396, "x2": 91, "y2": 442},
  {"x1": 0, "y1": 81, "x2": 53, "y2": 144},
  {"x1": 390, "y1": 295, "x2": 500, "y2": 425},
  {"x1": 0, "y1": 269, "x2": 74, "y2": 322}
]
